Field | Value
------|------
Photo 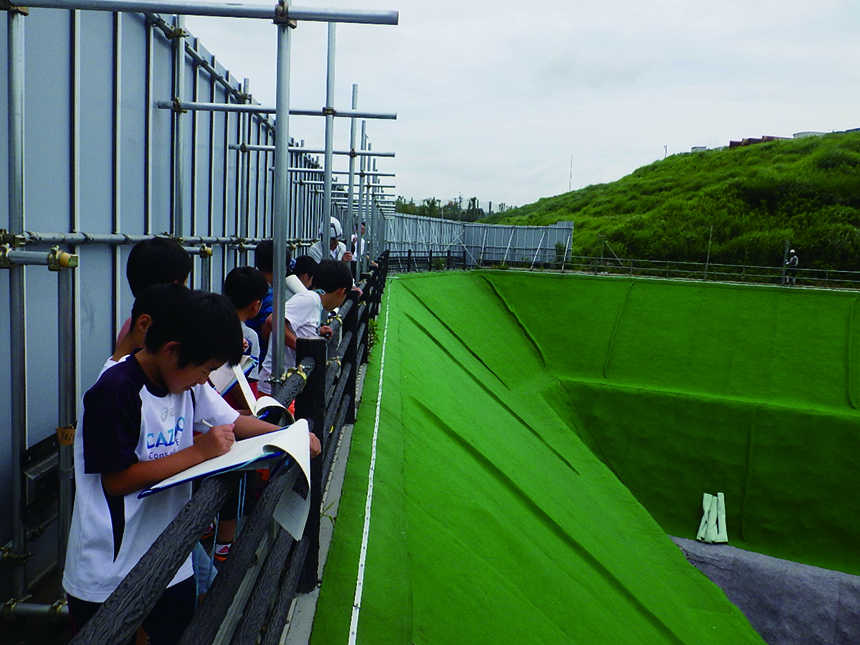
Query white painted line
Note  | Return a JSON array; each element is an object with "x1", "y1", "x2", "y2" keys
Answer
[{"x1": 347, "y1": 294, "x2": 390, "y2": 645}]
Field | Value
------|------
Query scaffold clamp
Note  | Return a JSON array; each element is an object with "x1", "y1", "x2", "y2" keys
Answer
[
  {"x1": 274, "y1": 1, "x2": 297, "y2": 27},
  {"x1": 0, "y1": 0, "x2": 29, "y2": 15},
  {"x1": 285, "y1": 365, "x2": 308, "y2": 390},
  {"x1": 0, "y1": 229, "x2": 26, "y2": 247},
  {"x1": 47, "y1": 247, "x2": 78, "y2": 271},
  {"x1": 55, "y1": 424, "x2": 76, "y2": 446}
]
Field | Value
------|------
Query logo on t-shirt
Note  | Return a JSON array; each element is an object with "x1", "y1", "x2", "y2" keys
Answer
[{"x1": 146, "y1": 416, "x2": 185, "y2": 457}]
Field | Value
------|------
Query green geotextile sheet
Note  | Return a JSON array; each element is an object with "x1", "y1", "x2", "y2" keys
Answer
[{"x1": 311, "y1": 271, "x2": 829, "y2": 645}]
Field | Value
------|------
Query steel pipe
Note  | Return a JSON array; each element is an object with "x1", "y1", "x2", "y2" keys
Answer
[
  {"x1": 269, "y1": 20, "x2": 292, "y2": 385},
  {"x1": 57, "y1": 268, "x2": 76, "y2": 574},
  {"x1": 231, "y1": 143, "x2": 395, "y2": 157},
  {"x1": 2, "y1": 599, "x2": 69, "y2": 620},
  {"x1": 172, "y1": 15, "x2": 186, "y2": 237},
  {"x1": 0, "y1": 249, "x2": 79, "y2": 269},
  {"x1": 23, "y1": 0, "x2": 399, "y2": 25},
  {"x1": 158, "y1": 100, "x2": 396, "y2": 121},
  {"x1": 7, "y1": 9, "x2": 28, "y2": 599},
  {"x1": 348, "y1": 84, "x2": 359, "y2": 270},
  {"x1": 254, "y1": 167, "x2": 395, "y2": 177},
  {"x1": 323, "y1": 22, "x2": 336, "y2": 234},
  {"x1": 8, "y1": 232, "x2": 283, "y2": 247}
]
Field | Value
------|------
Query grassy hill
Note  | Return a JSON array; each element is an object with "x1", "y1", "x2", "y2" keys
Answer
[{"x1": 484, "y1": 131, "x2": 860, "y2": 270}]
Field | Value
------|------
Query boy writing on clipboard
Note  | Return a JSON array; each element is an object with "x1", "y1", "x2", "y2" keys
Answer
[{"x1": 63, "y1": 291, "x2": 320, "y2": 644}]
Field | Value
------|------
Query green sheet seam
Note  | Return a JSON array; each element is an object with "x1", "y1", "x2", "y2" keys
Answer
[
  {"x1": 416, "y1": 400, "x2": 689, "y2": 645},
  {"x1": 739, "y1": 405, "x2": 759, "y2": 544},
  {"x1": 565, "y1": 388, "x2": 627, "y2": 486},
  {"x1": 603, "y1": 281, "x2": 635, "y2": 380},
  {"x1": 479, "y1": 274, "x2": 546, "y2": 368},
  {"x1": 403, "y1": 311, "x2": 580, "y2": 476},
  {"x1": 399, "y1": 280, "x2": 511, "y2": 390}
]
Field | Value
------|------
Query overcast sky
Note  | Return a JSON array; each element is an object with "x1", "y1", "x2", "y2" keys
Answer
[{"x1": 184, "y1": 0, "x2": 860, "y2": 210}]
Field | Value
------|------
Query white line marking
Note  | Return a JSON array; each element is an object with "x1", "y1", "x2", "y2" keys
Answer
[{"x1": 347, "y1": 293, "x2": 390, "y2": 645}]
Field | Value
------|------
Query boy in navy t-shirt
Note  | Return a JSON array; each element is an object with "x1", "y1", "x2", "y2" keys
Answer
[{"x1": 63, "y1": 292, "x2": 320, "y2": 643}]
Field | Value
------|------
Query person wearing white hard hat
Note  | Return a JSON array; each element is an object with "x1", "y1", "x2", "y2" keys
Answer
[
  {"x1": 308, "y1": 217, "x2": 353, "y2": 263},
  {"x1": 786, "y1": 249, "x2": 799, "y2": 286}
]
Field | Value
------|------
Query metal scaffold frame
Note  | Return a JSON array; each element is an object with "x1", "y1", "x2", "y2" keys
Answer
[{"x1": 1, "y1": 0, "x2": 398, "y2": 619}]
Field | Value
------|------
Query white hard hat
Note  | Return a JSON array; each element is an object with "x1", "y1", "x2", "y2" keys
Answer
[
  {"x1": 790, "y1": 249, "x2": 795, "y2": 254},
  {"x1": 325, "y1": 217, "x2": 343, "y2": 240}
]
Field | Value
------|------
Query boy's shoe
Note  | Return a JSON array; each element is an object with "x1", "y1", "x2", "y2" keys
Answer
[
  {"x1": 214, "y1": 541, "x2": 233, "y2": 563},
  {"x1": 201, "y1": 522, "x2": 215, "y2": 541}
]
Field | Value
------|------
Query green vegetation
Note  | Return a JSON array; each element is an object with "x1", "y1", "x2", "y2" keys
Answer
[{"x1": 484, "y1": 131, "x2": 860, "y2": 270}]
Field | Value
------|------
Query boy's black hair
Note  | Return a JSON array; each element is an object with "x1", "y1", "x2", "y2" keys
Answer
[
  {"x1": 126, "y1": 237, "x2": 192, "y2": 297},
  {"x1": 144, "y1": 291, "x2": 243, "y2": 367},
  {"x1": 311, "y1": 260, "x2": 353, "y2": 293},
  {"x1": 254, "y1": 239, "x2": 292, "y2": 275},
  {"x1": 292, "y1": 255, "x2": 318, "y2": 278},
  {"x1": 130, "y1": 283, "x2": 191, "y2": 328},
  {"x1": 223, "y1": 266, "x2": 269, "y2": 311}
]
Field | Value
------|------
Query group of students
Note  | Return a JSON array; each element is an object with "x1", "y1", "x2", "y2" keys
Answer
[{"x1": 62, "y1": 235, "x2": 354, "y2": 644}]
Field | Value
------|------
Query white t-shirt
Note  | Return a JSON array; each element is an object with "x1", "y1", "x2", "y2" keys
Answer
[
  {"x1": 241, "y1": 321, "x2": 261, "y2": 380},
  {"x1": 99, "y1": 354, "x2": 129, "y2": 378},
  {"x1": 63, "y1": 353, "x2": 239, "y2": 602},
  {"x1": 257, "y1": 290, "x2": 323, "y2": 395},
  {"x1": 308, "y1": 240, "x2": 347, "y2": 262}
]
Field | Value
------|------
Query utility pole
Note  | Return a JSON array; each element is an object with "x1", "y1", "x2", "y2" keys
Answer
[{"x1": 569, "y1": 154, "x2": 573, "y2": 192}]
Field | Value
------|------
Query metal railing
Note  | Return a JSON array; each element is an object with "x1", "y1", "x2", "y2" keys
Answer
[
  {"x1": 68, "y1": 256, "x2": 388, "y2": 645},
  {"x1": 387, "y1": 246, "x2": 860, "y2": 291},
  {"x1": 563, "y1": 255, "x2": 860, "y2": 289}
]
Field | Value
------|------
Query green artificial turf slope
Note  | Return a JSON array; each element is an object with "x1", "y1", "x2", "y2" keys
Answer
[{"x1": 312, "y1": 272, "x2": 771, "y2": 645}]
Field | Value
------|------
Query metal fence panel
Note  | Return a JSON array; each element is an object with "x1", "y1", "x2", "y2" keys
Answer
[{"x1": 384, "y1": 213, "x2": 573, "y2": 268}]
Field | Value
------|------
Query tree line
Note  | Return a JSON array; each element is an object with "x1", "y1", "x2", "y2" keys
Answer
[{"x1": 395, "y1": 196, "x2": 486, "y2": 222}]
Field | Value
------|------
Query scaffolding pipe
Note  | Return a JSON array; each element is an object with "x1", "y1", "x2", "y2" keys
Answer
[
  {"x1": 7, "y1": 232, "x2": 294, "y2": 246},
  {"x1": 322, "y1": 22, "x2": 336, "y2": 236},
  {"x1": 57, "y1": 267, "x2": 76, "y2": 574},
  {"x1": 158, "y1": 100, "x2": 396, "y2": 121},
  {"x1": 244, "y1": 166, "x2": 394, "y2": 177},
  {"x1": 2, "y1": 599, "x2": 69, "y2": 620},
  {"x1": 358, "y1": 122, "x2": 367, "y2": 245},
  {"x1": 302, "y1": 180, "x2": 394, "y2": 189},
  {"x1": 269, "y1": 19, "x2": 292, "y2": 388},
  {"x1": 171, "y1": 15, "x2": 186, "y2": 237},
  {"x1": 7, "y1": 7, "x2": 28, "y2": 600},
  {"x1": 231, "y1": 143, "x2": 395, "y2": 157},
  {"x1": 347, "y1": 84, "x2": 358, "y2": 267},
  {"x1": 23, "y1": 0, "x2": 399, "y2": 25}
]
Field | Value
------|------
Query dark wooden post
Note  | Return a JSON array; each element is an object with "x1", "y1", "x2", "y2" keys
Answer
[
  {"x1": 294, "y1": 336, "x2": 327, "y2": 593},
  {"x1": 463, "y1": 248, "x2": 467, "y2": 270},
  {"x1": 360, "y1": 294, "x2": 371, "y2": 365},
  {"x1": 342, "y1": 289, "x2": 359, "y2": 423},
  {"x1": 407, "y1": 248, "x2": 412, "y2": 273},
  {"x1": 375, "y1": 252, "x2": 388, "y2": 318},
  {"x1": 428, "y1": 248, "x2": 433, "y2": 271}
]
